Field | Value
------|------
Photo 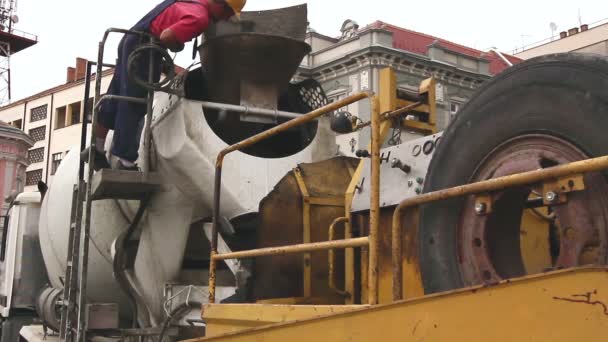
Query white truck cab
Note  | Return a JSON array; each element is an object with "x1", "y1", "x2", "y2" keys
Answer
[{"x1": 0, "y1": 192, "x2": 49, "y2": 341}]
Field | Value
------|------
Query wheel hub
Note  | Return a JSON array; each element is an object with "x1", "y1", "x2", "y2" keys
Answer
[{"x1": 458, "y1": 134, "x2": 608, "y2": 285}]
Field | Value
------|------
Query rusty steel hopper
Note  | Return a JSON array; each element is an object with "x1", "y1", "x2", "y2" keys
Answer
[{"x1": 199, "y1": 33, "x2": 311, "y2": 112}]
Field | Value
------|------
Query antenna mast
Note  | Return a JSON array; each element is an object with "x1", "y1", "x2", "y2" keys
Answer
[{"x1": 0, "y1": 0, "x2": 37, "y2": 106}]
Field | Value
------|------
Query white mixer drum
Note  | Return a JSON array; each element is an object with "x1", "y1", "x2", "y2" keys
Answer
[{"x1": 39, "y1": 149, "x2": 133, "y2": 317}]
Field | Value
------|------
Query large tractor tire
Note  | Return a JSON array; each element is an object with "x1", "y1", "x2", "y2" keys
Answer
[{"x1": 419, "y1": 53, "x2": 608, "y2": 293}]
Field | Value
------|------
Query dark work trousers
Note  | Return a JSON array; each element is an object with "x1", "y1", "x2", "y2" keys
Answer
[{"x1": 97, "y1": 0, "x2": 199, "y2": 162}]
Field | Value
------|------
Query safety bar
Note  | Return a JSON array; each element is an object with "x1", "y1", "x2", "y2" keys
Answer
[
  {"x1": 201, "y1": 101, "x2": 304, "y2": 121},
  {"x1": 213, "y1": 237, "x2": 369, "y2": 260},
  {"x1": 208, "y1": 92, "x2": 374, "y2": 304},
  {"x1": 328, "y1": 217, "x2": 350, "y2": 297},
  {"x1": 391, "y1": 155, "x2": 608, "y2": 302}
]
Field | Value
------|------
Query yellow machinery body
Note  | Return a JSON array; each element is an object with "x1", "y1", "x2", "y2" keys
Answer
[
  {"x1": 189, "y1": 66, "x2": 608, "y2": 341},
  {"x1": 194, "y1": 267, "x2": 608, "y2": 341}
]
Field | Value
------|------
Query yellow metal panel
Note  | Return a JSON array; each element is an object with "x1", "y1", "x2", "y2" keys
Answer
[
  {"x1": 203, "y1": 304, "x2": 366, "y2": 337},
  {"x1": 378, "y1": 68, "x2": 396, "y2": 114},
  {"x1": 343, "y1": 162, "x2": 363, "y2": 305},
  {"x1": 188, "y1": 267, "x2": 608, "y2": 342},
  {"x1": 293, "y1": 167, "x2": 312, "y2": 298},
  {"x1": 521, "y1": 208, "x2": 552, "y2": 274}
]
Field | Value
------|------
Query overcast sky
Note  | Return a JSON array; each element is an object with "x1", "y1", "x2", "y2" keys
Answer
[{"x1": 8, "y1": 0, "x2": 608, "y2": 100}]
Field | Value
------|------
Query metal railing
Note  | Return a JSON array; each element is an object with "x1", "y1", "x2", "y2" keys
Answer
[
  {"x1": 391, "y1": 155, "x2": 608, "y2": 301},
  {"x1": 207, "y1": 92, "x2": 378, "y2": 304},
  {"x1": 61, "y1": 28, "x2": 165, "y2": 342}
]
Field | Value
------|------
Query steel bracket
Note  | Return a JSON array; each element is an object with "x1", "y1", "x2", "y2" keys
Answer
[{"x1": 543, "y1": 174, "x2": 585, "y2": 205}]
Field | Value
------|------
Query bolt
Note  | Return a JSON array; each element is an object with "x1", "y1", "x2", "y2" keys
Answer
[
  {"x1": 475, "y1": 203, "x2": 487, "y2": 215},
  {"x1": 545, "y1": 191, "x2": 558, "y2": 203},
  {"x1": 415, "y1": 187, "x2": 422, "y2": 194},
  {"x1": 416, "y1": 177, "x2": 424, "y2": 185},
  {"x1": 391, "y1": 158, "x2": 411, "y2": 174}
]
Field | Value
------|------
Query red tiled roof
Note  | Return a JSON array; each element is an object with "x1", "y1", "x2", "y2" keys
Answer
[{"x1": 368, "y1": 21, "x2": 521, "y2": 75}]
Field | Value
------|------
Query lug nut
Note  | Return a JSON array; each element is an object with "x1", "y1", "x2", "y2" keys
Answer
[
  {"x1": 545, "y1": 191, "x2": 557, "y2": 203},
  {"x1": 475, "y1": 203, "x2": 487, "y2": 215}
]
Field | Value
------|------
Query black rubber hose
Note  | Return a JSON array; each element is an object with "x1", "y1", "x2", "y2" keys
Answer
[
  {"x1": 112, "y1": 196, "x2": 151, "y2": 328},
  {"x1": 127, "y1": 43, "x2": 176, "y2": 92},
  {"x1": 159, "y1": 301, "x2": 203, "y2": 342}
]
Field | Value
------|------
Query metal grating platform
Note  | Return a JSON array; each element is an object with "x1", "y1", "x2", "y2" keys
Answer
[{"x1": 90, "y1": 169, "x2": 162, "y2": 200}]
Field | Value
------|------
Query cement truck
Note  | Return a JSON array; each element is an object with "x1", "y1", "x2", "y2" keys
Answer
[
  {"x1": 3, "y1": 4, "x2": 346, "y2": 342},
  {"x1": 5, "y1": 3, "x2": 608, "y2": 342}
]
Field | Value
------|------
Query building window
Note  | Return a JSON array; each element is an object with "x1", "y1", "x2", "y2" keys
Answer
[
  {"x1": 450, "y1": 102, "x2": 461, "y2": 117},
  {"x1": 56, "y1": 106, "x2": 67, "y2": 129},
  {"x1": 28, "y1": 147, "x2": 45, "y2": 164},
  {"x1": 25, "y1": 169, "x2": 43, "y2": 186},
  {"x1": 69, "y1": 101, "x2": 82, "y2": 125},
  {"x1": 10, "y1": 119, "x2": 22, "y2": 129},
  {"x1": 30, "y1": 105, "x2": 48, "y2": 122},
  {"x1": 29, "y1": 126, "x2": 46, "y2": 142},
  {"x1": 51, "y1": 152, "x2": 63, "y2": 175}
]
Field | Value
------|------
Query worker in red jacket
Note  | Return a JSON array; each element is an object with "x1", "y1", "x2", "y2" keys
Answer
[{"x1": 89, "y1": 0, "x2": 246, "y2": 170}]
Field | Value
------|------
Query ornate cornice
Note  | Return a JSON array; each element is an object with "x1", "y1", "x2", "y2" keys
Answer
[{"x1": 297, "y1": 46, "x2": 490, "y2": 90}]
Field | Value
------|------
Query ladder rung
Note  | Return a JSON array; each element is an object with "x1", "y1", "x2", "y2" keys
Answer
[
  {"x1": 71, "y1": 223, "x2": 77, "y2": 229},
  {"x1": 67, "y1": 261, "x2": 73, "y2": 267}
]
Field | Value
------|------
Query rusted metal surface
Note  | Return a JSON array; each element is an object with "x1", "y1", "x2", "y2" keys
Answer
[
  {"x1": 256, "y1": 157, "x2": 358, "y2": 301},
  {"x1": 293, "y1": 167, "x2": 312, "y2": 298},
  {"x1": 328, "y1": 217, "x2": 350, "y2": 297},
  {"x1": 188, "y1": 267, "x2": 608, "y2": 342},
  {"x1": 368, "y1": 96, "x2": 381, "y2": 305},
  {"x1": 213, "y1": 238, "x2": 369, "y2": 260},
  {"x1": 392, "y1": 153, "x2": 608, "y2": 301},
  {"x1": 206, "y1": 4, "x2": 308, "y2": 41},
  {"x1": 200, "y1": 33, "x2": 311, "y2": 109},
  {"x1": 209, "y1": 93, "x2": 371, "y2": 303}
]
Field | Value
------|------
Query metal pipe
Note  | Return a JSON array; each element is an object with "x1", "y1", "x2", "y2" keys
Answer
[
  {"x1": 201, "y1": 101, "x2": 304, "y2": 120},
  {"x1": 208, "y1": 92, "x2": 372, "y2": 303},
  {"x1": 93, "y1": 95, "x2": 147, "y2": 112},
  {"x1": 488, "y1": 47, "x2": 513, "y2": 67},
  {"x1": 143, "y1": 38, "x2": 155, "y2": 173},
  {"x1": 328, "y1": 217, "x2": 350, "y2": 297},
  {"x1": 354, "y1": 101, "x2": 422, "y2": 131},
  {"x1": 391, "y1": 155, "x2": 608, "y2": 302},
  {"x1": 78, "y1": 62, "x2": 93, "y2": 181},
  {"x1": 368, "y1": 96, "x2": 381, "y2": 306},
  {"x1": 213, "y1": 237, "x2": 369, "y2": 260}
]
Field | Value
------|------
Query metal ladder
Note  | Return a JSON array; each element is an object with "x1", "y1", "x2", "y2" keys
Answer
[{"x1": 58, "y1": 28, "x2": 166, "y2": 342}]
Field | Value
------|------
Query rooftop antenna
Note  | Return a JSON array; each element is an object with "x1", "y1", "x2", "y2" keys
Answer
[
  {"x1": 0, "y1": 0, "x2": 37, "y2": 106},
  {"x1": 550, "y1": 22, "x2": 558, "y2": 41},
  {"x1": 578, "y1": 8, "x2": 582, "y2": 26}
]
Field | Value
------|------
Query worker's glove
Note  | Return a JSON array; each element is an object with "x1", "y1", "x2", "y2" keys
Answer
[{"x1": 169, "y1": 43, "x2": 185, "y2": 53}]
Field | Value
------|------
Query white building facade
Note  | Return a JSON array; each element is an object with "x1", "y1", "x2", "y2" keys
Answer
[{"x1": 0, "y1": 58, "x2": 112, "y2": 192}]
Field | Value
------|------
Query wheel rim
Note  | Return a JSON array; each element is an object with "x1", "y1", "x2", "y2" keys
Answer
[{"x1": 458, "y1": 134, "x2": 608, "y2": 286}]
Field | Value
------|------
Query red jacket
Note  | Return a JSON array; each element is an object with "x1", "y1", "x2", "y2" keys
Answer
[{"x1": 149, "y1": 0, "x2": 232, "y2": 44}]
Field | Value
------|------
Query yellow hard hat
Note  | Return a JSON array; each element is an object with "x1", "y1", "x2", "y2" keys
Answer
[{"x1": 225, "y1": 0, "x2": 246, "y2": 18}]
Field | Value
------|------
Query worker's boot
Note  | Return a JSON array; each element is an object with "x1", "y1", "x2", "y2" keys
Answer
[
  {"x1": 109, "y1": 155, "x2": 139, "y2": 171},
  {"x1": 80, "y1": 147, "x2": 111, "y2": 171}
]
